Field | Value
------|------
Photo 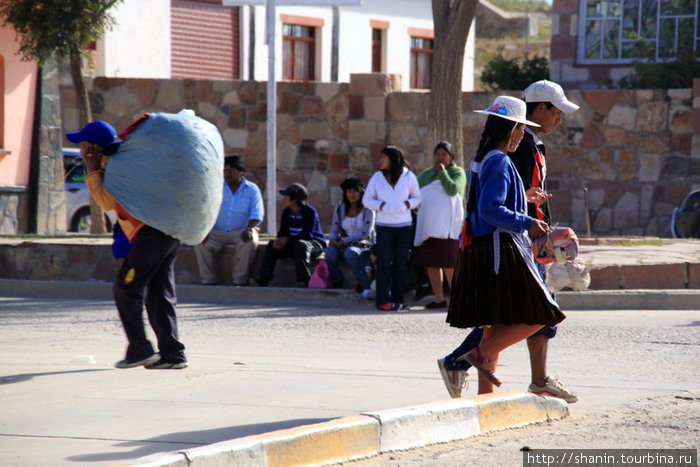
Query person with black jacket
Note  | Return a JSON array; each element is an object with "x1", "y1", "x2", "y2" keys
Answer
[{"x1": 254, "y1": 183, "x2": 326, "y2": 288}]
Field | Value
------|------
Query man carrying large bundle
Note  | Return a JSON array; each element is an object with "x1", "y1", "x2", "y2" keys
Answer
[{"x1": 67, "y1": 113, "x2": 223, "y2": 370}]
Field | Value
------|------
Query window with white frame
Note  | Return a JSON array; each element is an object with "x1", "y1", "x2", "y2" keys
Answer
[{"x1": 578, "y1": 0, "x2": 699, "y2": 63}]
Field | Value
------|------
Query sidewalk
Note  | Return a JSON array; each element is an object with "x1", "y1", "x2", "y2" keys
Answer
[
  {"x1": 0, "y1": 236, "x2": 698, "y2": 289},
  {"x1": 1, "y1": 279, "x2": 699, "y2": 310}
]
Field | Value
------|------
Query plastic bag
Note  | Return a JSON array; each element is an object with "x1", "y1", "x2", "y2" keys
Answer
[
  {"x1": 546, "y1": 259, "x2": 591, "y2": 293},
  {"x1": 308, "y1": 259, "x2": 331, "y2": 289},
  {"x1": 103, "y1": 112, "x2": 224, "y2": 245}
]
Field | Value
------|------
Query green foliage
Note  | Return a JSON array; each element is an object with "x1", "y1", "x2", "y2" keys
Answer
[
  {"x1": 481, "y1": 46, "x2": 550, "y2": 91},
  {"x1": 487, "y1": 0, "x2": 551, "y2": 13},
  {"x1": 0, "y1": 0, "x2": 123, "y2": 64},
  {"x1": 616, "y1": 49, "x2": 700, "y2": 89}
]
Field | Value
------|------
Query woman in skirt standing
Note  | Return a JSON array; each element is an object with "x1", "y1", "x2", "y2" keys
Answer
[
  {"x1": 413, "y1": 141, "x2": 466, "y2": 309},
  {"x1": 445, "y1": 96, "x2": 566, "y2": 394}
]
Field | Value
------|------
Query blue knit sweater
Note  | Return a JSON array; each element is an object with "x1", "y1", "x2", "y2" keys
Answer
[{"x1": 469, "y1": 150, "x2": 533, "y2": 238}]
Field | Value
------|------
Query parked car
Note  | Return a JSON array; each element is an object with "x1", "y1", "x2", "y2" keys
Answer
[
  {"x1": 671, "y1": 190, "x2": 700, "y2": 239},
  {"x1": 64, "y1": 148, "x2": 115, "y2": 233}
]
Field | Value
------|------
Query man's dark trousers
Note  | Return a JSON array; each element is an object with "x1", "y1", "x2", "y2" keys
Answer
[
  {"x1": 113, "y1": 225, "x2": 186, "y2": 363},
  {"x1": 258, "y1": 239, "x2": 324, "y2": 284}
]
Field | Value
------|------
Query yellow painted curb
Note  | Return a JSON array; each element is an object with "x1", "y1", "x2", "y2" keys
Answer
[
  {"x1": 476, "y1": 391, "x2": 569, "y2": 433},
  {"x1": 258, "y1": 415, "x2": 379, "y2": 466},
  {"x1": 122, "y1": 392, "x2": 569, "y2": 466}
]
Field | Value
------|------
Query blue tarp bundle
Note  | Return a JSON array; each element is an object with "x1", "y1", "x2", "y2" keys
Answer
[{"x1": 104, "y1": 112, "x2": 224, "y2": 245}]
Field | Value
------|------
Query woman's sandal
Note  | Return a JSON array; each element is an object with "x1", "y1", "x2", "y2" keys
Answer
[{"x1": 458, "y1": 347, "x2": 502, "y2": 387}]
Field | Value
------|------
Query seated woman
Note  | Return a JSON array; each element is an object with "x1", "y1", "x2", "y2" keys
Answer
[{"x1": 324, "y1": 177, "x2": 376, "y2": 292}]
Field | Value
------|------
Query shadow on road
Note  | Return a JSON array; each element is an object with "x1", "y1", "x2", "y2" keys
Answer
[
  {"x1": 0, "y1": 369, "x2": 108, "y2": 385},
  {"x1": 65, "y1": 417, "x2": 333, "y2": 463}
]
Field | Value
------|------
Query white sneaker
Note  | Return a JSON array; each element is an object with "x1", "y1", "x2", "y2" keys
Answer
[
  {"x1": 528, "y1": 376, "x2": 578, "y2": 403},
  {"x1": 437, "y1": 358, "x2": 468, "y2": 398}
]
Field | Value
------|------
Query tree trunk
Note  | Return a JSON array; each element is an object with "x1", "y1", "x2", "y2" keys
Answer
[
  {"x1": 70, "y1": 47, "x2": 107, "y2": 234},
  {"x1": 428, "y1": 0, "x2": 478, "y2": 167}
]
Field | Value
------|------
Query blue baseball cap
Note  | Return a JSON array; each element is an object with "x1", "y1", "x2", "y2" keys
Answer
[{"x1": 66, "y1": 121, "x2": 122, "y2": 147}]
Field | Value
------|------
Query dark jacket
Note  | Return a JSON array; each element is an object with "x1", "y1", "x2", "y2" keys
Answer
[
  {"x1": 508, "y1": 128, "x2": 551, "y2": 223},
  {"x1": 278, "y1": 204, "x2": 327, "y2": 246}
]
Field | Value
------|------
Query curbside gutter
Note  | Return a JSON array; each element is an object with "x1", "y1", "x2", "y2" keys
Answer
[
  {"x1": 1, "y1": 279, "x2": 698, "y2": 310},
  {"x1": 110, "y1": 392, "x2": 568, "y2": 467}
]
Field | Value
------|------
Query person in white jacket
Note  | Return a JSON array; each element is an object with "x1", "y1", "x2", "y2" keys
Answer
[{"x1": 363, "y1": 145, "x2": 421, "y2": 311}]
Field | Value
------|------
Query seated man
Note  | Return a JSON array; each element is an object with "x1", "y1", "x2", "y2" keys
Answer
[
  {"x1": 195, "y1": 155, "x2": 264, "y2": 286},
  {"x1": 254, "y1": 183, "x2": 326, "y2": 288}
]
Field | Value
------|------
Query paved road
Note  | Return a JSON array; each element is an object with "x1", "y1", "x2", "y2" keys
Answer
[{"x1": 0, "y1": 296, "x2": 698, "y2": 466}]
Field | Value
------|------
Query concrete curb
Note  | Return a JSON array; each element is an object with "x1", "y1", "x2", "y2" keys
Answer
[
  {"x1": 1, "y1": 279, "x2": 698, "y2": 310},
  {"x1": 112, "y1": 392, "x2": 568, "y2": 467}
]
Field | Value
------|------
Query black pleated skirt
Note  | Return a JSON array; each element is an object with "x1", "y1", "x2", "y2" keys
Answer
[{"x1": 446, "y1": 233, "x2": 566, "y2": 329}]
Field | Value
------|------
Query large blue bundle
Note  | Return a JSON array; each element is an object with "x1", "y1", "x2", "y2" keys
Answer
[{"x1": 104, "y1": 112, "x2": 223, "y2": 245}]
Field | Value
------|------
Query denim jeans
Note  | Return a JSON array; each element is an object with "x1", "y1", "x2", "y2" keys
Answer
[
  {"x1": 323, "y1": 244, "x2": 371, "y2": 288},
  {"x1": 375, "y1": 225, "x2": 413, "y2": 305}
]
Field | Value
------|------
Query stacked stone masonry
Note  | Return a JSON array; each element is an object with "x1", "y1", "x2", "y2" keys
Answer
[{"x1": 58, "y1": 74, "x2": 699, "y2": 238}]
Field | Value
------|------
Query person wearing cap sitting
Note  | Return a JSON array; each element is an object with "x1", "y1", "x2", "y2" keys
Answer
[
  {"x1": 194, "y1": 155, "x2": 264, "y2": 286},
  {"x1": 253, "y1": 183, "x2": 326, "y2": 287},
  {"x1": 66, "y1": 121, "x2": 188, "y2": 370},
  {"x1": 438, "y1": 81, "x2": 580, "y2": 402}
]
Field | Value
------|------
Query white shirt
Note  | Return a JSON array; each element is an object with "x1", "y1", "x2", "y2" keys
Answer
[{"x1": 363, "y1": 168, "x2": 421, "y2": 227}]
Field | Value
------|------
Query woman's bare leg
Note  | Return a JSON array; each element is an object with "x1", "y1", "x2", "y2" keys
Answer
[
  {"x1": 427, "y1": 267, "x2": 444, "y2": 303},
  {"x1": 472, "y1": 324, "x2": 545, "y2": 394}
]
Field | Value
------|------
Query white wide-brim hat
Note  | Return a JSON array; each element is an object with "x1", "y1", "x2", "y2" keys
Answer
[{"x1": 474, "y1": 95, "x2": 541, "y2": 127}]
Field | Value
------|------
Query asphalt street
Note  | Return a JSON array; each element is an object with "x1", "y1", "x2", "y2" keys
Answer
[{"x1": 0, "y1": 295, "x2": 698, "y2": 466}]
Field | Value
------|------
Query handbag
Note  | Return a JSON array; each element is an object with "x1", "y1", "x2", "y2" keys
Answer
[
  {"x1": 532, "y1": 227, "x2": 579, "y2": 265},
  {"x1": 308, "y1": 259, "x2": 331, "y2": 289}
]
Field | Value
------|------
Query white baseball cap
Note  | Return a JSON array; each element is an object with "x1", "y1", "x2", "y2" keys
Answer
[
  {"x1": 474, "y1": 95, "x2": 541, "y2": 127},
  {"x1": 523, "y1": 80, "x2": 580, "y2": 113}
]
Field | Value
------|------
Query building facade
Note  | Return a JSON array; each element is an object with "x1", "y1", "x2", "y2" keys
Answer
[
  {"x1": 95, "y1": 0, "x2": 475, "y2": 91},
  {"x1": 549, "y1": 0, "x2": 699, "y2": 89},
  {"x1": 0, "y1": 24, "x2": 39, "y2": 234}
]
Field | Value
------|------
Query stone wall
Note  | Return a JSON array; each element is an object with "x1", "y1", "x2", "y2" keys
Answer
[
  {"x1": 60, "y1": 74, "x2": 698, "y2": 237},
  {"x1": 0, "y1": 187, "x2": 29, "y2": 234},
  {"x1": 36, "y1": 57, "x2": 67, "y2": 234}
]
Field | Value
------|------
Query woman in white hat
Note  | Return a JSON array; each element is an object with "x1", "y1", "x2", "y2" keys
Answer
[{"x1": 444, "y1": 96, "x2": 566, "y2": 394}]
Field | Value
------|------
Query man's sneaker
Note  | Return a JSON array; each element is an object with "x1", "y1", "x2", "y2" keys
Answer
[
  {"x1": 437, "y1": 357, "x2": 468, "y2": 398},
  {"x1": 528, "y1": 376, "x2": 578, "y2": 403},
  {"x1": 114, "y1": 353, "x2": 160, "y2": 369},
  {"x1": 145, "y1": 359, "x2": 189, "y2": 370}
]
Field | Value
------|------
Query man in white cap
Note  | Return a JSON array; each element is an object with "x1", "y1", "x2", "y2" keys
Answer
[{"x1": 438, "y1": 80, "x2": 580, "y2": 403}]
